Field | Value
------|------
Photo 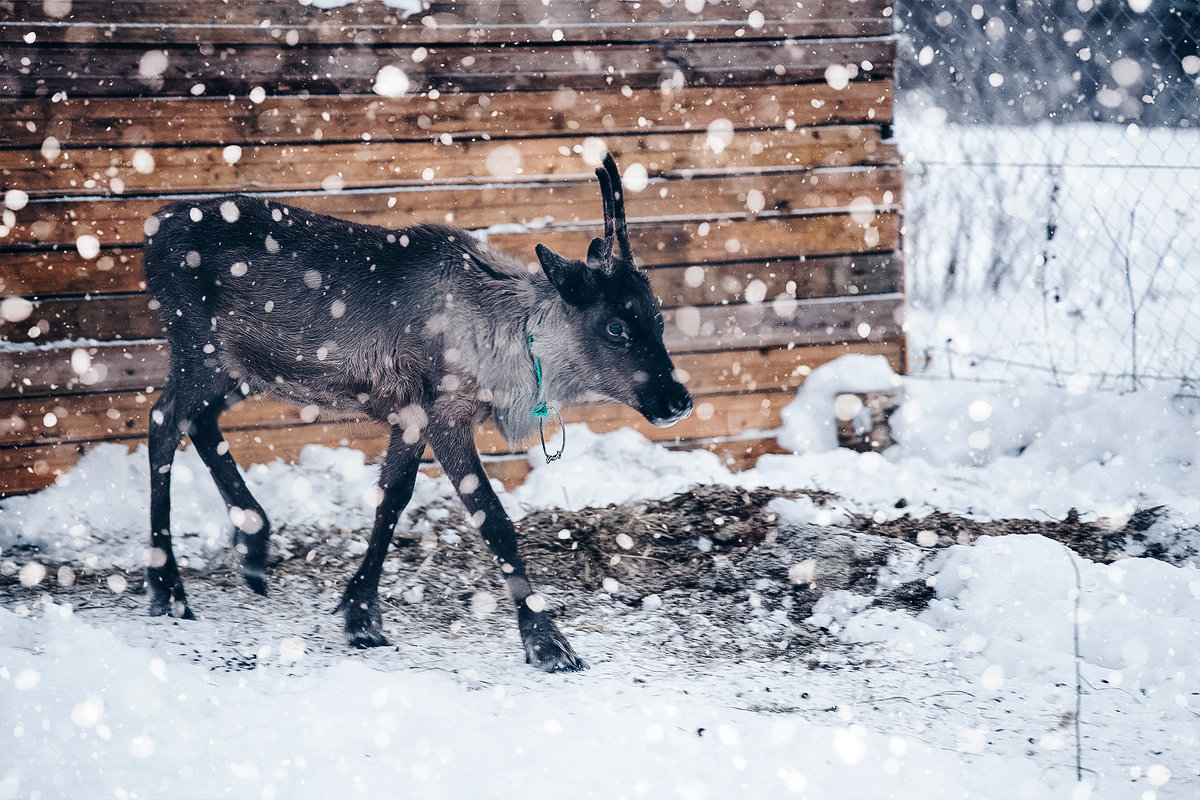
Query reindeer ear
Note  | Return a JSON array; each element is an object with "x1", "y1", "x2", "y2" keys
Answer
[
  {"x1": 537, "y1": 243, "x2": 598, "y2": 306},
  {"x1": 585, "y1": 236, "x2": 613, "y2": 274}
]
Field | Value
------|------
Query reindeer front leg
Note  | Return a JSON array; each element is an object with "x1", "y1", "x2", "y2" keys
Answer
[
  {"x1": 425, "y1": 418, "x2": 588, "y2": 673},
  {"x1": 337, "y1": 426, "x2": 425, "y2": 647}
]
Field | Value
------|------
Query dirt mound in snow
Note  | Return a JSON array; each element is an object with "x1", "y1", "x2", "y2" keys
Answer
[
  {"x1": 2, "y1": 485, "x2": 1190, "y2": 671},
  {"x1": 386, "y1": 487, "x2": 913, "y2": 608},
  {"x1": 517, "y1": 486, "x2": 814, "y2": 592},
  {"x1": 854, "y1": 505, "x2": 1173, "y2": 563}
]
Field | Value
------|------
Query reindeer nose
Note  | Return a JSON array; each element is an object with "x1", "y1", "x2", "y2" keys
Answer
[
  {"x1": 669, "y1": 390, "x2": 693, "y2": 420},
  {"x1": 660, "y1": 384, "x2": 693, "y2": 425}
]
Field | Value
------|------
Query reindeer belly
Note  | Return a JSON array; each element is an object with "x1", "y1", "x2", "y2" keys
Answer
[{"x1": 213, "y1": 332, "x2": 363, "y2": 409}]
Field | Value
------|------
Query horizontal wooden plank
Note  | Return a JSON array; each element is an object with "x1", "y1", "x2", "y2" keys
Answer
[
  {"x1": 0, "y1": 247, "x2": 144, "y2": 296},
  {"x1": 0, "y1": 388, "x2": 797, "y2": 496},
  {"x1": 488, "y1": 213, "x2": 902, "y2": 276},
  {"x1": 0, "y1": 82, "x2": 894, "y2": 149},
  {"x1": 0, "y1": 302, "x2": 902, "y2": 419},
  {"x1": 1, "y1": 217, "x2": 900, "y2": 299},
  {"x1": 676, "y1": 340, "x2": 904, "y2": 395},
  {"x1": 0, "y1": 38, "x2": 894, "y2": 98},
  {"x1": 664, "y1": 292, "x2": 903, "y2": 351},
  {"x1": 4, "y1": 289, "x2": 902, "y2": 356},
  {"x1": 0, "y1": 391, "x2": 373, "y2": 450},
  {"x1": 0, "y1": 0, "x2": 892, "y2": 45},
  {"x1": 647, "y1": 253, "x2": 902, "y2": 308},
  {"x1": 4, "y1": 294, "x2": 161, "y2": 343},
  {"x1": 6, "y1": 126, "x2": 899, "y2": 197},
  {"x1": 4, "y1": 333, "x2": 903, "y2": 494},
  {"x1": 0, "y1": 432, "x2": 794, "y2": 497},
  {"x1": 2, "y1": 246, "x2": 901, "y2": 343},
  {"x1": 0, "y1": 341, "x2": 167, "y2": 399},
  {"x1": 0, "y1": 439, "x2": 90, "y2": 494},
  {"x1": 0, "y1": 340, "x2": 904, "y2": 447},
  {"x1": 560, "y1": 389, "x2": 792, "y2": 443},
  {"x1": 1, "y1": 390, "x2": 153, "y2": 446},
  {"x1": 1, "y1": 322, "x2": 904, "y2": 399},
  {"x1": 2, "y1": 169, "x2": 902, "y2": 248}
]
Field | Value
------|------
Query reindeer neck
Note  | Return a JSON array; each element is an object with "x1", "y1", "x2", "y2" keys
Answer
[{"x1": 446, "y1": 255, "x2": 561, "y2": 445}]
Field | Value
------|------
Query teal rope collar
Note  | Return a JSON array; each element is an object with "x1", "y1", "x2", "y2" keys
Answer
[{"x1": 526, "y1": 333, "x2": 565, "y2": 462}]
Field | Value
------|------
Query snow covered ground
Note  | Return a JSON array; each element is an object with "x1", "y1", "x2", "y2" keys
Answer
[{"x1": 3, "y1": 356, "x2": 1198, "y2": 799}]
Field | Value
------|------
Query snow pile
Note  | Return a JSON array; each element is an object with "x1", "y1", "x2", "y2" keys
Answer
[
  {"x1": 1, "y1": 602, "x2": 1072, "y2": 800},
  {"x1": 514, "y1": 354, "x2": 1198, "y2": 536},
  {"x1": 776, "y1": 353, "x2": 902, "y2": 453},
  {"x1": 753, "y1": 356, "x2": 1200, "y2": 528},
  {"x1": 818, "y1": 535, "x2": 1199, "y2": 710},
  {"x1": 3, "y1": 356, "x2": 1199, "y2": 798},
  {"x1": 806, "y1": 534, "x2": 1199, "y2": 797},
  {"x1": 4, "y1": 356, "x2": 1198, "y2": 575},
  {"x1": 0, "y1": 444, "x2": 451, "y2": 572},
  {"x1": 506, "y1": 425, "x2": 732, "y2": 514}
]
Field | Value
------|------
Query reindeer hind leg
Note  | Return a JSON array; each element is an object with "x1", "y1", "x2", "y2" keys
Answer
[
  {"x1": 187, "y1": 386, "x2": 272, "y2": 595},
  {"x1": 146, "y1": 379, "x2": 212, "y2": 618}
]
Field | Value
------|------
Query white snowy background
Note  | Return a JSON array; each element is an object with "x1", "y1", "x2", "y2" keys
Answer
[
  {"x1": 4, "y1": 4, "x2": 1200, "y2": 794},
  {"x1": 904, "y1": 121, "x2": 1200, "y2": 388},
  {"x1": 2, "y1": 349, "x2": 1198, "y2": 799}
]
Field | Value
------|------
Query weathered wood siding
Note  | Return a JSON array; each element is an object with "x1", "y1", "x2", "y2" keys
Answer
[{"x1": 0, "y1": 0, "x2": 903, "y2": 495}]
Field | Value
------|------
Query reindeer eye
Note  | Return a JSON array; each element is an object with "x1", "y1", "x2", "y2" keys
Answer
[{"x1": 606, "y1": 320, "x2": 628, "y2": 340}]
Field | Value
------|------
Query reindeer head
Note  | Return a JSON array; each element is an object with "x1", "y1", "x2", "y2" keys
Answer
[{"x1": 534, "y1": 154, "x2": 693, "y2": 428}]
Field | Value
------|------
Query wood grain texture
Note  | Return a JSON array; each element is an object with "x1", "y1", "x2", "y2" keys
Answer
[
  {"x1": 2, "y1": 171, "x2": 902, "y2": 249},
  {"x1": 1, "y1": 0, "x2": 892, "y2": 44},
  {"x1": 2, "y1": 287, "x2": 902, "y2": 349},
  {"x1": 0, "y1": 248, "x2": 144, "y2": 296},
  {"x1": 1, "y1": 249, "x2": 902, "y2": 346},
  {"x1": 487, "y1": 213, "x2": 902, "y2": 274},
  {"x1": 0, "y1": 244, "x2": 899, "y2": 301},
  {"x1": 0, "y1": 341, "x2": 167, "y2": 400},
  {"x1": 0, "y1": 38, "x2": 894, "y2": 98},
  {"x1": 6, "y1": 126, "x2": 898, "y2": 197},
  {"x1": 0, "y1": 82, "x2": 894, "y2": 149},
  {"x1": 0, "y1": 0, "x2": 903, "y2": 498},
  {"x1": 2, "y1": 329, "x2": 903, "y2": 401},
  {"x1": 663, "y1": 293, "x2": 903, "y2": 350},
  {"x1": 0, "y1": 388, "x2": 798, "y2": 494},
  {"x1": 0, "y1": 340, "x2": 904, "y2": 447}
]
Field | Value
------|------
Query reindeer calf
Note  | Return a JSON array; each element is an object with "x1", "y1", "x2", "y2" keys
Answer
[{"x1": 141, "y1": 156, "x2": 692, "y2": 671}]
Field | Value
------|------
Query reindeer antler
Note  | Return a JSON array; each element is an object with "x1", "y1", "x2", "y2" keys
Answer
[
  {"x1": 596, "y1": 168, "x2": 616, "y2": 248},
  {"x1": 599, "y1": 153, "x2": 632, "y2": 262},
  {"x1": 587, "y1": 167, "x2": 617, "y2": 274}
]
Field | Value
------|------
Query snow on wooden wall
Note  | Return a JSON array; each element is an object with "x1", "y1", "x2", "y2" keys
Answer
[{"x1": 0, "y1": 0, "x2": 904, "y2": 495}]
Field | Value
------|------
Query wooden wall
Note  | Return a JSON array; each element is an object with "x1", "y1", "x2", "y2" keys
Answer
[{"x1": 0, "y1": 0, "x2": 904, "y2": 496}]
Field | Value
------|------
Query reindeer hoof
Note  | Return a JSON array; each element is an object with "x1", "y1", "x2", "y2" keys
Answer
[
  {"x1": 147, "y1": 569, "x2": 194, "y2": 619},
  {"x1": 338, "y1": 593, "x2": 388, "y2": 648},
  {"x1": 234, "y1": 528, "x2": 270, "y2": 597},
  {"x1": 149, "y1": 593, "x2": 194, "y2": 620},
  {"x1": 243, "y1": 569, "x2": 268, "y2": 597},
  {"x1": 348, "y1": 627, "x2": 391, "y2": 649},
  {"x1": 519, "y1": 609, "x2": 589, "y2": 673},
  {"x1": 345, "y1": 608, "x2": 390, "y2": 648}
]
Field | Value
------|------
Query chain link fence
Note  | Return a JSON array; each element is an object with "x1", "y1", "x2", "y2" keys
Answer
[{"x1": 894, "y1": 0, "x2": 1200, "y2": 393}]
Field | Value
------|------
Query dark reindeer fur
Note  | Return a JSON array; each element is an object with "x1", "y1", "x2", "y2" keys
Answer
[{"x1": 141, "y1": 155, "x2": 692, "y2": 672}]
